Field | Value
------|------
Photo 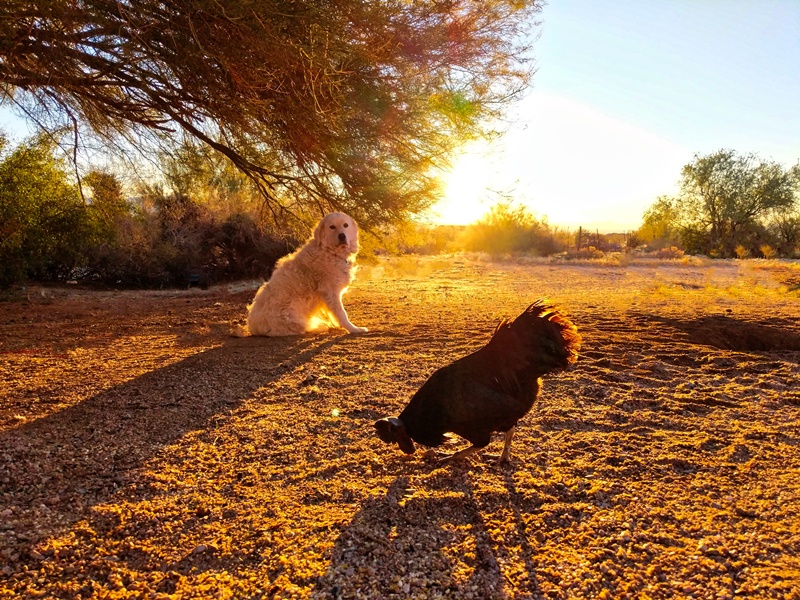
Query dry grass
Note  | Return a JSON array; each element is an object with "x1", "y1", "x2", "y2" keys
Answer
[{"x1": 1, "y1": 256, "x2": 799, "y2": 599}]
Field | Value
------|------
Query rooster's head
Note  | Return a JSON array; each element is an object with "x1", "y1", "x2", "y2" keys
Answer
[{"x1": 374, "y1": 417, "x2": 415, "y2": 454}]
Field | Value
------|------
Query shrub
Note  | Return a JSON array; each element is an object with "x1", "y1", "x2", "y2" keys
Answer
[
  {"x1": 0, "y1": 134, "x2": 96, "y2": 287},
  {"x1": 655, "y1": 246, "x2": 685, "y2": 260},
  {"x1": 566, "y1": 246, "x2": 605, "y2": 260},
  {"x1": 1, "y1": 137, "x2": 299, "y2": 288},
  {"x1": 458, "y1": 202, "x2": 563, "y2": 256},
  {"x1": 82, "y1": 200, "x2": 296, "y2": 288}
]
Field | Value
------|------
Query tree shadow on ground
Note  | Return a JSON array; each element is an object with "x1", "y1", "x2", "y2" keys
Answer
[{"x1": 0, "y1": 333, "x2": 342, "y2": 549}]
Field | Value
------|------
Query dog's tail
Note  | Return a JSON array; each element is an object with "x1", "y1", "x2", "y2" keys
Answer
[{"x1": 230, "y1": 323, "x2": 249, "y2": 337}]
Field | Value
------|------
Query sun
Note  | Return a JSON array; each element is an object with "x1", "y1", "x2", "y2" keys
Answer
[
  {"x1": 430, "y1": 144, "x2": 501, "y2": 225},
  {"x1": 430, "y1": 93, "x2": 688, "y2": 232}
]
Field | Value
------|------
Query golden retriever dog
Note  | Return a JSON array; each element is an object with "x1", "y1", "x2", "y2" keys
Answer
[{"x1": 245, "y1": 212, "x2": 368, "y2": 336}]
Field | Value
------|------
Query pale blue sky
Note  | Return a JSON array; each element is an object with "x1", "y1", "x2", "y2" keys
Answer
[
  {"x1": 2, "y1": 1, "x2": 799, "y2": 232},
  {"x1": 436, "y1": 0, "x2": 800, "y2": 231},
  {"x1": 537, "y1": 0, "x2": 798, "y2": 159}
]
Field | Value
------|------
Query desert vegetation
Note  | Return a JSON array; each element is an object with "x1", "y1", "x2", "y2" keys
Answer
[
  {"x1": 4, "y1": 132, "x2": 798, "y2": 291},
  {"x1": 635, "y1": 151, "x2": 800, "y2": 259},
  {"x1": 0, "y1": 133, "x2": 298, "y2": 288},
  {"x1": 4, "y1": 97, "x2": 800, "y2": 290},
  {"x1": 1, "y1": 3, "x2": 799, "y2": 596}
]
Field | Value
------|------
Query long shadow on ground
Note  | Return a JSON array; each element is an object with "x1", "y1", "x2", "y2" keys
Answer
[
  {"x1": 0, "y1": 334, "x2": 340, "y2": 553},
  {"x1": 313, "y1": 471, "x2": 544, "y2": 599}
]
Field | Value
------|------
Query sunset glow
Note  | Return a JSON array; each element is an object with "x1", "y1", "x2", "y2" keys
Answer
[{"x1": 432, "y1": 94, "x2": 689, "y2": 232}]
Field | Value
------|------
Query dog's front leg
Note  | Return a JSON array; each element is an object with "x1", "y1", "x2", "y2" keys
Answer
[{"x1": 321, "y1": 292, "x2": 368, "y2": 334}]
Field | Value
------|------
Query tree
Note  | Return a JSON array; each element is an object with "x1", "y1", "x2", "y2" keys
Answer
[
  {"x1": 459, "y1": 201, "x2": 557, "y2": 255},
  {"x1": 157, "y1": 141, "x2": 270, "y2": 226},
  {"x1": 768, "y1": 207, "x2": 800, "y2": 257},
  {"x1": 84, "y1": 169, "x2": 131, "y2": 234},
  {"x1": 674, "y1": 150, "x2": 798, "y2": 257},
  {"x1": 0, "y1": 0, "x2": 541, "y2": 228},
  {"x1": 764, "y1": 164, "x2": 800, "y2": 257},
  {"x1": 637, "y1": 195, "x2": 680, "y2": 250},
  {"x1": 0, "y1": 133, "x2": 92, "y2": 285}
]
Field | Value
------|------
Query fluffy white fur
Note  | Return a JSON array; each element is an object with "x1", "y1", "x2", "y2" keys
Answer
[{"x1": 246, "y1": 212, "x2": 368, "y2": 336}]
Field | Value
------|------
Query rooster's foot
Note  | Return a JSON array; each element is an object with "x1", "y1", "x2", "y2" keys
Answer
[{"x1": 481, "y1": 452, "x2": 512, "y2": 466}]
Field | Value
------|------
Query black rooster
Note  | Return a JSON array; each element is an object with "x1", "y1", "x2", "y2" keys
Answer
[{"x1": 375, "y1": 300, "x2": 581, "y2": 464}]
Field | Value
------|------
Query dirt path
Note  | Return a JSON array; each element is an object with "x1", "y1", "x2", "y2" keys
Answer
[{"x1": 1, "y1": 256, "x2": 799, "y2": 599}]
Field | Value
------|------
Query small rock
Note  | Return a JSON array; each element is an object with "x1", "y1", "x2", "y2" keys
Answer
[{"x1": 735, "y1": 507, "x2": 758, "y2": 519}]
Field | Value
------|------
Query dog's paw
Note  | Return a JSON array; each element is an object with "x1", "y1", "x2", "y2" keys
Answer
[
  {"x1": 229, "y1": 324, "x2": 249, "y2": 337},
  {"x1": 348, "y1": 326, "x2": 369, "y2": 334}
]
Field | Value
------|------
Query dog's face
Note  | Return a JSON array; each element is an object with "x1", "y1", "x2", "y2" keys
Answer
[{"x1": 314, "y1": 212, "x2": 359, "y2": 255}]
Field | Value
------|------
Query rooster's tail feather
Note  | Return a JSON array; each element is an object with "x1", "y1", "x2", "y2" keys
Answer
[{"x1": 489, "y1": 299, "x2": 581, "y2": 368}]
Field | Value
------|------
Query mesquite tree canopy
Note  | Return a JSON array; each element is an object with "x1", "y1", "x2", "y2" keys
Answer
[{"x1": 0, "y1": 0, "x2": 541, "y2": 226}]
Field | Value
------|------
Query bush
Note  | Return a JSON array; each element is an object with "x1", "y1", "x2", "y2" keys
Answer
[
  {"x1": 760, "y1": 244, "x2": 776, "y2": 259},
  {"x1": 0, "y1": 137, "x2": 299, "y2": 288},
  {"x1": 0, "y1": 134, "x2": 96, "y2": 287},
  {"x1": 458, "y1": 202, "x2": 563, "y2": 256},
  {"x1": 82, "y1": 195, "x2": 296, "y2": 288},
  {"x1": 655, "y1": 246, "x2": 685, "y2": 260},
  {"x1": 566, "y1": 246, "x2": 605, "y2": 260}
]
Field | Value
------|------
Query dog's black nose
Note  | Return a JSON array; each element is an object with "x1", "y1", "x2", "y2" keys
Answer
[{"x1": 338, "y1": 232, "x2": 347, "y2": 242}]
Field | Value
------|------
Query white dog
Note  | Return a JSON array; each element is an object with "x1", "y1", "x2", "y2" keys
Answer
[{"x1": 246, "y1": 212, "x2": 368, "y2": 336}]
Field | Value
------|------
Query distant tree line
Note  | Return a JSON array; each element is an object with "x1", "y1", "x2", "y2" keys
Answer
[
  {"x1": 0, "y1": 132, "x2": 296, "y2": 288},
  {"x1": 4, "y1": 132, "x2": 798, "y2": 290},
  {"x1": 392, "y1": 202, "x2": 629, "y2": 259},
  {"x1": 634, "y1": 150, "x2": 800, "y2": 258},
  {"x1": 396, "y1": 150, "x2": 799, "y2": 261}
]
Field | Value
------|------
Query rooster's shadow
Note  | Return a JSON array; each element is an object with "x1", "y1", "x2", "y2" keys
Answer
[{"x1": 313, "y1": 470, "x2": 545, "y2": 599}]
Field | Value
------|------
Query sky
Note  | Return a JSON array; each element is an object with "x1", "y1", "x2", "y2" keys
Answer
[
  {"x1": 2, "y1": 1, "x2": 799, "y2": 233},
  {"x1": 433, "y1": 0, "x2": 800, "y2": 232}
]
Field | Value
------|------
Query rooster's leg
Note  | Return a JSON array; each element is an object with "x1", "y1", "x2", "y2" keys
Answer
[
  {"x1": 497, "y1": 428, "x2": 515, "y2": 464},
  {"x1": 482, "y1": 428, "x2": 516, "y2": 464}
]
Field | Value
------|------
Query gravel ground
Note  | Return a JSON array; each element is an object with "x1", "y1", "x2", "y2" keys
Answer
[{"x1": 1, "y1": 256, "x2": 799, "y2": 599}]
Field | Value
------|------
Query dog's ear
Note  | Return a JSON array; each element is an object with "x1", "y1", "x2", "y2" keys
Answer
[
  {"x1": 348, "y1": 217, "x2": 359, "y2": 253},
  {"x1": 313, "y1": 215, "x2": 327, "y2": 246}
]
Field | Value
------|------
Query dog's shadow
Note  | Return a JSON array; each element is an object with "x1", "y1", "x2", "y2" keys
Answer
[{"x1": 0, "y1": 333, "x2": 343, "y2": 548}]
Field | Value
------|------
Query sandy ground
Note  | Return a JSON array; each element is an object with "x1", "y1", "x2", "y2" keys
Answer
[{"x1": 1, "y1": 255, "x2": 799, "y2": 599}]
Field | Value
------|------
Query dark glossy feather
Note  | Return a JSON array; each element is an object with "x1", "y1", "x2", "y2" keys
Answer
[{"x1": 375, "y1": 299, "x2": 581, "y2": 456}]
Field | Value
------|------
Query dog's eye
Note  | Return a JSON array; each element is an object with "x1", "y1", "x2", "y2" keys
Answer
[
  {"x1": 343, "y1": 223, "x2": 349, "y2": 228},
  {"x1": 329, "y1": 225, "x2": 335, "y2": 229}
]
